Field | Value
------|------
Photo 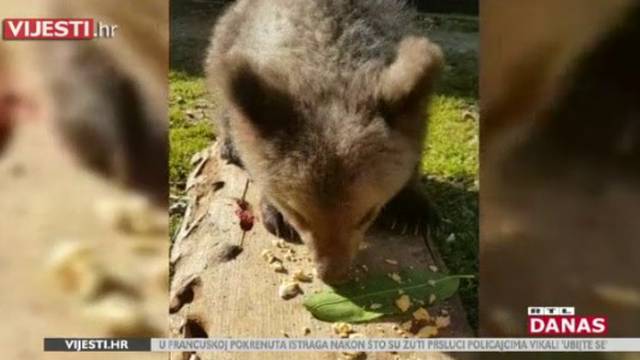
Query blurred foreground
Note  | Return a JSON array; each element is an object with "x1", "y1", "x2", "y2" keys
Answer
[
  {"x1": 0, "y1": 1, "x2": 168, "y2": 359},
  {"x1": 481, "y1": 0, "x2": 640, "y2": 344}
]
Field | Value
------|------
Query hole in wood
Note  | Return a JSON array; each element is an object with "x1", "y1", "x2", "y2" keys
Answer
[
  {"x1": 184, "y1": 318, "x2": 209, "y2": 338},
  {"x1": 170, "y1": 276, "x2": 201, "y2": 314}
]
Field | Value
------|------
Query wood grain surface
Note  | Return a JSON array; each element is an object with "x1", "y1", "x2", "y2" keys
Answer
[{"x1": 169, "y1": 143, "x2": 473, "y2": 360}]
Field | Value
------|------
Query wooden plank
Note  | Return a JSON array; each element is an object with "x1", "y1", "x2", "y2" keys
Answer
[{"x1": 169, "y1": 143, "x2": 472, "y2": 360}]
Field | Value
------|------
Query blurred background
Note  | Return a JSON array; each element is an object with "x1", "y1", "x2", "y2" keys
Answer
[
  {"x1": 481, "y1": 0, "x2": 640, "y2": 355},
  {"x1": 6, "y1": 0, "x2": 640, "y2": 357},
  {"x1": 0, "y1": 1, "x2": 168, "y2": 359}
]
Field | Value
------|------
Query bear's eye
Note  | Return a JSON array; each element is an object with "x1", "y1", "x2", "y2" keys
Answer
[{"x1": 357, "y1": 207, "x2": 377, "y2": 229}]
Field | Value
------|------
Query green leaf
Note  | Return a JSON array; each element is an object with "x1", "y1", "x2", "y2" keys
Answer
[{"x1": 303, "y1": 270, "x2": 473, "y2": 323}]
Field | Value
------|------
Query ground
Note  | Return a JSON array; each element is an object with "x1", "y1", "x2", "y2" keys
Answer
[{"x1": 169, "y1": 10, "x2": 478, "y2": 330}]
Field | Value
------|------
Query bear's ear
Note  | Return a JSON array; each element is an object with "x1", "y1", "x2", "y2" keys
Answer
[
  {"x1": 377, "y1": 36, "x2": 444, "y2": 121},
  {"x1": 219, "y1": 57, "x2": 298, "y2": 135}
]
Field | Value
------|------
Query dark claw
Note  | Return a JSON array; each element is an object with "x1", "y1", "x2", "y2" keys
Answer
[
  {"x1": 219, "y1": 135, "x2": 243, "y2": 168},
  {"x1": 376, "y1": 183, "x2": 440, "y2": 236},
  {"x1": 260, "y1": 198, "x2": 301, "y2": 243}
]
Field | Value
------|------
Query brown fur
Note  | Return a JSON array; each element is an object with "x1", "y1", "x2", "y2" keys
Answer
[{"x1": 206, "y1": 0, "x2": 442, "y2": 282}]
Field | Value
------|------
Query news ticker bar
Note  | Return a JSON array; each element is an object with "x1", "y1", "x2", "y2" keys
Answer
[{"x1": 44, "y1": 338, "x2": 640, "y2": 352}]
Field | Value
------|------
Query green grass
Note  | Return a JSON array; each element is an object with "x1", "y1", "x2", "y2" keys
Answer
[
  {"x1": 169, "y1": 14, "x2": 478, "y2": 331},
  {"x1": 420, "y1": 23, "x2": 479, "y2": 329},
  {"x1": 169, "y1": 72, "x2": 215, "y2": 188},
  {"x1": 417, "y1": 14, "x2": 479, "y2": 329},
  {"x1": 422, "y1": 95, "x2": 478, "y2": 330},
  {"x1": 169, "y1": 71, "x2": 216, "y2": 235}
]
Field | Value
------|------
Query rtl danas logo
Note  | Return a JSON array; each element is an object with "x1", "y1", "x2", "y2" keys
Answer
[
  {"x1": 528, "y1": 307, "x2": 608, "y2": 336},
  {"x1": 2, "y1": 19, "x2": 118, "y2": 40}
]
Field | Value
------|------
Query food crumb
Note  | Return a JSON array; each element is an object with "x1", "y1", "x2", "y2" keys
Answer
[
  {"x1": 412, "y1": 307, "x2": 431, "y2": 321},
  {"x1": 278, "y1": 282, "x2": 301, "y2": 300},
  {"x1": 429, "y1": 265, "x2": 439, "y2": 272},
  {"x1": 47, "y1": 241, "x2": 104, "y2": 300},
  {"x1": 445, "y1": 233, "x2": 456, "y2": 243},
  {"x1": 273, "y1": 239, "x2": 288, "y2": 248},
  {"x1": 332, "y1": 322, "x2": 354, "y2": 338},
  {"x1": 271, "y1": 262, "x2": 286, "y2": 273},
  {"x1": 342, "y1": 351, "x2": 364, "y2": 360},
  {"x1": 427, "y1": 279, "x2": 437, "y2": 287},
  {"x1": 94, "y1": 195, "x2": 164, "y2": 235},
  {"x1": 369, "y1": 303, "x2": 383, "y2": 310},
  {"x1": 395, "y1": 294, "x2": 411, "y2": 312},
  {"x1": 388, "y1": 272, "x2": 403, "y2": 283},
  {"x1": 428, "y1": 294, "x2": 437, "y2": 305},
  {"x1": 417, "y1": 325, "x2": 439, "y2": 338},
  {"x1": 385, "y1": 259, "x2": 398, "y2": 265},
  {"x1": 401, "y1": 320, "x2": 413, "y2": 331},
  {"x1": 261, "y1": 249, "x2": 279, "y2": 263},
  {"x1": 292, "y1": 269, "x2": 313, "y2": 282}
]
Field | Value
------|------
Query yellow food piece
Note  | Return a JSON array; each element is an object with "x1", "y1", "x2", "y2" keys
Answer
[
  {"x1": 271, "y1": 262, "x2": 286, "y2": 273},
  {"x1": 332, "y1": 322, "x2": 353, "y2": 338},
  {"x1": 417, "y1": 325, "x2": 439, "y2": 338},
  {"x1": 278, "y1": 282, "x2": 301, "y2": 300},
  {"x1": 94, "y1": 195, "x2": 165, "y2": 235},
  {"x1": 47, "y1": 241, "x2": 104, "y2": 300},
  {"x1": 395, "y1": 294, "x2": 412, "y2": 312},
  {"x1": 429, "y1": 294, "x2": 437, "y2": 305},
  {"x1": 401, "y1": 320, "x2": 413, "y2": 331},
  {"x1": 292, "y1": 269, "x2": 313, "y2": 282},
  {"x1": 261, "y1": 249, "x2": 280, "y2": 264},
  {"x1": 261, "y1": 249, "x2": 273, "y2": 261},
  {"x1": 413, "y1": 307, "x2": 431, "y2": 321},
  {"x1": 388, "y1": 272, "x2": 403, "y2": 283}
]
